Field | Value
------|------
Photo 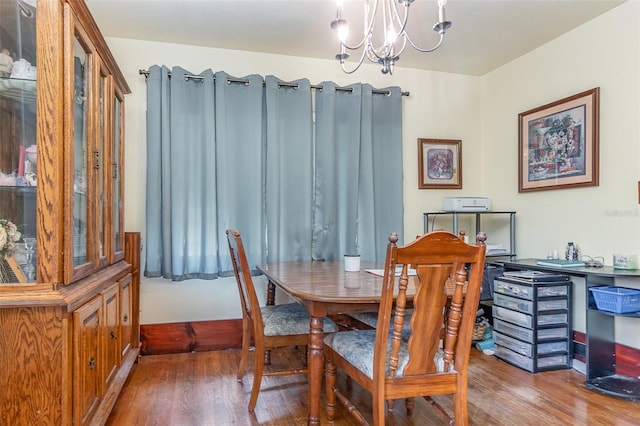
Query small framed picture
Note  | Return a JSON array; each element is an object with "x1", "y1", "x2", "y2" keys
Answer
[
  {"x1": 518, "y1": 88, "x2": 599, "y2": 192},
  {"x1": 418, "y1": 138, "x2": 462, "y2": 189}
]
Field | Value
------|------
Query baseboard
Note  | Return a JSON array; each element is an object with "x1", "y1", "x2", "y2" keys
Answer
[
  {"x1": 572, "y1": 330, "x2": 640, "y2": 377},
  {"x1": 139, "y1": 314, "x2": 370, "y2": 356},
  {"x1": 572, "y1": 358, "x2": 586, "y2": 375},
  {"x1": 140, "y1": 319, "x2": 243, "y2": 355},
  {"x1": 139, "y1": 320, "x2": 640, "y2": 378}
]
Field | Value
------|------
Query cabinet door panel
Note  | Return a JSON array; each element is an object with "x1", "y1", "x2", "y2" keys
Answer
[
  {"x1": 120, "y1": 273, "x2": 133, "y2": 357},
  {"x1": 103, "y1": 282, "x2": 121, "y2": 391},
  {"x1": 73, "y1": 295, "x2": 103, "y2": 425}
]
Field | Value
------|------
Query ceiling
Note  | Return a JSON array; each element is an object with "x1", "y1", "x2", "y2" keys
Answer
[{"x1": 86, "y1": 0, "x2": 625, "y2": 76}]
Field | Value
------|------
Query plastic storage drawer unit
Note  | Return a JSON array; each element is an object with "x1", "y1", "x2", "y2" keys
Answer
[{"x1": 492, "y1": 273, "x2": 572, "y2": 374}]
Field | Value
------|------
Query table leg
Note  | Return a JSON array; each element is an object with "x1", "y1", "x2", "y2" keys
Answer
[
  {"x1": 265, "y1": 280, "x2": 276, "y2": 365},
  {"x1": 308, "y1": 315, "x2": 324, "y2": 426},
  {"x1": 266, "y1": 280, "x2": 276, "y2": 306}
]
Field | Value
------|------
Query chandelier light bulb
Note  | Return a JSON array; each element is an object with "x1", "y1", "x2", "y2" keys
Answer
[
  {"x1": 338, "y1": 23, "x2": 349, "y2": 43},
  {"x1": 386, "y1": 24, "x2": 396, "y2": 46},
  {"x1": 438, "y1": 0, "x2": 447, "y2": 25},
  {"x1": 331, "y1": 0, "x2": 453, "y2": 75}
]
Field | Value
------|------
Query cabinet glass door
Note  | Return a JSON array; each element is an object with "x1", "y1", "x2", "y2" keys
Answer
[
  {"x1": 64, "y1": 12, "x2": 96, "y2": 283},
  {"x1": 73, "y1": 35, "x2": 89, "y2": 267},
  {"x1": 111, "y1": 88, "x2": 124, "y2": 262},
  {"x1": 0, "y1": 0, "x2": 37, "y2": 284},
  {"x1": 97, "y1": 62, "x2": 110, "y2": 268}
]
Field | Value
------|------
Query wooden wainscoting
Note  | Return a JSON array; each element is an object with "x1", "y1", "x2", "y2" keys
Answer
[
  {"x1": 140, "y1": 320, "x2": 640, "y2": 378},
  {"x1": 140, "y1": 319, "x2": 243, "y2": 355}
]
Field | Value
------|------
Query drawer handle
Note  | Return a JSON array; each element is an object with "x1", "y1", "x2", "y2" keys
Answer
[
  {"x1": 123, "y1": 314, "x2": 129, "y2": 322},
  {"x1": 110, "y1": 330, "x2": 118, "y2": 340},
  {"x1": 89, "y1": 357, "x2": 95, "y2": 369}
]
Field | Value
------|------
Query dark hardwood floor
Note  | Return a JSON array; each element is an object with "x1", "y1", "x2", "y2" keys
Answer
[{"x1": 107, "y1": 347, "x2": 640, "y2": 425}]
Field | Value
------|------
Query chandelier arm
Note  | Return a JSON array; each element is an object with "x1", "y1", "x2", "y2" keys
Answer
[
  {"x1": 339, "y1": 38, "x2": 376, "y2": 73},
  {"x1": 366, "y1": 34, "x2": 406, "y2": 62},
  {"x1": 390, "y1": 0, "x2": 411, "y2": 38},
  {"x1": 366, "y1": 40, "x2": 381, "y2": 62},
  {"x1": 339, "y1": 51, "x2": 368, "y2": 74},
  {"x1": 405, "y1": 31, "x2": 445, "y2": 53},
  {"x1": 394, "y1": 36, "x2": 408, "y2": 58},
  {"x1": 370, "y1": 0, "x2": 409, "y2": 67},
  {"x1": 337, "y1": 0, "x2": 380, "y2": 53}
]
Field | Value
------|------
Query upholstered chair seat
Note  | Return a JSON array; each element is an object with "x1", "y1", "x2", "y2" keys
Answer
[
  {"x1": 324, "y1": 329, "x2": 448, "y2": 379},
  {"x1": 263, "y1": 303, "x2": 338, "y2": 336}
]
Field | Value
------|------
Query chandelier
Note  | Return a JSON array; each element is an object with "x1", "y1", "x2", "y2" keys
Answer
[{"x1": 331, "y1": 0, "x2": 452, "y2": 75}]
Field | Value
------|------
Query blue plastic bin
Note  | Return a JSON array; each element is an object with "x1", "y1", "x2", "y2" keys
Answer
[{"x1": 589, "y1": 286, "x2": 640, "y2": 314}]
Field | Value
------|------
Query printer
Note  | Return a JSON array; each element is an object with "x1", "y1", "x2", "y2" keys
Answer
[{"x1": 442, "y1": 197, "x2": 491, "y2": 212}]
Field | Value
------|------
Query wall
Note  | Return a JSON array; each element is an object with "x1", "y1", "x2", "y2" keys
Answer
[
  {"x1": 107, "y1": 38, "x2": 481, "y2": 324},
  {"x1": 482, "y1": 0, "x2": 639, "y2": 263},
  {"x1": 481, "y1": 0, "x2": 640, "y2": 347},
  {"x1": 109, "y1": 1, "x2": 640, "y2": 349}
]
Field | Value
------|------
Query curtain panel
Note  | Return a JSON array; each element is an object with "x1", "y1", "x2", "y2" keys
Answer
[
  {"x1": 313, "y1": 82, "x2": 404, "y2": 261},
  {"x1": 264, "y1": 76, "x2": 314, "y2": 262},
  {"x1": 144, "y1": 65, "x2": 403, "y2": 281}
]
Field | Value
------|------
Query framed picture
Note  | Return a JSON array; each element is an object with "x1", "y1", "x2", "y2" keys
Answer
[
  {"x1": 418, "y1": 138, "x2": 462, "y2": 189},
  {"x1": 518, "y1": 88, "x2": 599, "y2": 192}
]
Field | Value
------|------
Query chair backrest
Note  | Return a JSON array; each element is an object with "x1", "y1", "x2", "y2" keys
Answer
[
  {"x1": 226, "y1": 229, "x2": 264, "y2": 337},
  {"x1": 374, "y1": 230, "x2": 486, "y2": 383}
]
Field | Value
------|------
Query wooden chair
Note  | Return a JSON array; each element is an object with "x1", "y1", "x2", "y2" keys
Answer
[
  {"x1": 324, "y1": 230, "x2": 486, "y2": 425},
  {"x1": 225, "y1": 229, "x2": 338, "y2": 411},
  {"x1": 346, "y1": 231, "x2": 472, "y2": 330}
]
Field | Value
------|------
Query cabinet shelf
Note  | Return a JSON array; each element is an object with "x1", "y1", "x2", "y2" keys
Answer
[
  {"x1": 424, "y1": 211, "x2": 516, "y2": 259},
  {"x1": 0, "y1": 76, "x2": 36, "y2": 104},
  {"x1": 587, "y1": 307, "x2": 640, "y2": 318},
  {"x1": 0, "y1": 185, "x2": 36, "y2": 193}
]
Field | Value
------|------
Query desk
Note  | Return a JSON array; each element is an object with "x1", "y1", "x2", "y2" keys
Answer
[
  {"x1": 257, "y1": 260, "x2": 405, "y2": 425},
  {"x1": 500, "y1": 259, "x2": 640, "y2": 400}
]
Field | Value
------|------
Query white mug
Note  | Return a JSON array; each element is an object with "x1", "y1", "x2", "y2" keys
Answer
[{"x1": 344, "y1": 254, "x2": 360, "y2": 272}]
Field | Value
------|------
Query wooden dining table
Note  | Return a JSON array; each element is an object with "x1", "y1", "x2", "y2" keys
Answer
[{"x1": 256, "y1": 260, "x2": 417, "y2": 426}]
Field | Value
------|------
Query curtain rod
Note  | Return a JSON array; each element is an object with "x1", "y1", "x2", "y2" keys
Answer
[{"x1": 138, "y1": 69, "x2": 409, "y2": 97}]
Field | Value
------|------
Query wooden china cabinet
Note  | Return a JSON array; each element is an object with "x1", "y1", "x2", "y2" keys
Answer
[{"x1": 0, "y1": 1, "x2": 138, "y2": 424}]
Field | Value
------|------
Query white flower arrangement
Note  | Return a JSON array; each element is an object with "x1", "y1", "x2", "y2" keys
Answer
[{"x1": 0, "y1": 219, "x2": 22, "y2": 257}]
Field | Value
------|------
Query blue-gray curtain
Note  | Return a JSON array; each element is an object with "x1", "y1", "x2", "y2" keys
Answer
[
  {"x1": 264, "y1": 76, "x2": 313, "y2": 261},
  {"x1": 314, "y1": 83, "x2": 404, "y2": 262},
  {"x1": 213, "y1": 71, "x2": 265, "y2": 274},
  {"x1": 145, "y1": 66, "x2": 264, "y2": 280},
  {"x1": 145, "y1": 66, "x2": 218, "y2": 280},
  {"x1": 145, "y1": 65, "x2": 403, "y2": 280}
]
